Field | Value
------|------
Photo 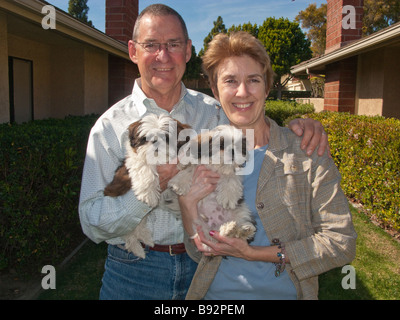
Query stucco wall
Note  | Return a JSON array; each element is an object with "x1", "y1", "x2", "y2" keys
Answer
[
  {"x1": 2, "y1": 12, "x2": 110, "y2": 123},
  {"x1": 356, "y1": 49, "x2": 384, "y2": 116},
  {"x1": 382, "y1": 46, "x2": 400, "y2": 119},
  {"x1": 356, "y1": 46, "x2": 400, "y2": 118}
]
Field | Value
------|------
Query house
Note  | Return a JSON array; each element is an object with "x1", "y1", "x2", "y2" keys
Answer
[
  {"x1": 283, "y1": 76, "x2": 311, "y2": 92},
  {"x1": 291, "y1": 0, "x2": 400, "y2": 119},
  {"x1": 0, "y1": 0, "x2": 139, "y2": 124}
]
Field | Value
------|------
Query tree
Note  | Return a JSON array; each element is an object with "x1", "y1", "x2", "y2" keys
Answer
[
  {"x1": 199, "y1": 16, "x2": 227, "y2": 56},
  {"x1": 258, "y1": 17, "x2": 312, "y2": 99},
  {"x1": 228, "y1": 22, "x2": 258, "y2": 38},
  {"x1": 295, "y1": 3, "x2": 327, "y2": 57},
  {"x1": 183, "y1": 45, "x2": 202, "y2": 80},
  {"x1": 68, "y1": 0, "x2": 94, "y2": 27},
  {"x1": 363, "y1": 0, "x2": 400, "y2": 35}
]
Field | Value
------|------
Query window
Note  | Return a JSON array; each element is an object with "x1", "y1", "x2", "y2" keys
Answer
[{"x1": 9, "y1": 57, "x2": 33, "y2": 123}]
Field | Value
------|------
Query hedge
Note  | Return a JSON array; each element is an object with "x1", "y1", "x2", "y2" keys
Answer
[
  {"x1": 0, "y1": 115, "x2": 98, "y2": 273},
  {"x1": 265, "y1": 100, "x2": 315, "y2": 126},
  {"x1": 304, "y1": 112, "x2": 400, "y2": 232}
]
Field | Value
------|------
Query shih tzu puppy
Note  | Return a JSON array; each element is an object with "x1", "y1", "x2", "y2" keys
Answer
[
  {"x1": 168, "y1": 125, "x2": 256, "y2": 250},
  {"x1": 104, "y1": 114, "x2": 190, "y2": 258}
]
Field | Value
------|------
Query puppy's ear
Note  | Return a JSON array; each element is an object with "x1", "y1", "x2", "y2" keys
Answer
[
  {"x1": 128, "y1": 121, "x2": 146, "y2": 151},
  {"x1": 104, "y1": 163, "x2": 131, "y2": 197},
  {"x1": 176, "y1": 120, "x2": 191, "y2": 131},
  {"x1": 175, "y1": 120, "x2": 191, "y2": 150}
]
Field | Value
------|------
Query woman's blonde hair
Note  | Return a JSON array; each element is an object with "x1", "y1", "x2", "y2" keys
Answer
[{"x1": 202, "y1": 31, "x2": 275, "y2": 94}]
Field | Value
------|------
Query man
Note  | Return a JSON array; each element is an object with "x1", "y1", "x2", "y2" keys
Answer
[{"x1": 79, "y1": 4, "x2": 328, "y2": 300}]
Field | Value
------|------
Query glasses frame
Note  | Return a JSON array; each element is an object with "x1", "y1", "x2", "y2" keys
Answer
[{"x1": 134, "y1": 41, "x2": 186, "y2": 54}]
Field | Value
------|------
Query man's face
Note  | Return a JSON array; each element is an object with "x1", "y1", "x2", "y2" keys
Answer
[{"x1": 129, "y1": 14, "x2": 192, "y2": 100}]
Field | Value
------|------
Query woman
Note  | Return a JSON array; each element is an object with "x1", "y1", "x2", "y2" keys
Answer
[{"x1": 178, "y1": 32, "x2": 357, "y2": 300}]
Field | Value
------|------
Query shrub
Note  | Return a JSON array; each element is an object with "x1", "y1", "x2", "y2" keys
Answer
[
  {"x1": 304, "y1": 112, "x2": 400, "y2": 232},
  {"x1": 0, "y1": 115, "x2": 98, "y2": 273},
  {"x1": 268, "y1": 90, "x2": 312, "y2": 100},
  {"x1": 265, "y1": 100, "x2": 315, "y2": 126}
]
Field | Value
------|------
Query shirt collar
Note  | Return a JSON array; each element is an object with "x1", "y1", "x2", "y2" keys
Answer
[{"x1": 131, "y1": 78, "x2": 188, "y2": 116}]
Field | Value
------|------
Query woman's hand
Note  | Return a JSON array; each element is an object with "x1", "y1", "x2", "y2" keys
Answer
[
  {"x1": 194, "y1": 227, "x2": 290, "y2": 264},
  {"x1": 194, "y1": 227, "x2": 252, "y2": 260},
  {"x1": 178, "y1": 166, "x2": 220, "y2": 236}
]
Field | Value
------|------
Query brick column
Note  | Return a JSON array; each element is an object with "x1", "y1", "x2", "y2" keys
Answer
[
  {"x1": 105, "y1": 0, "x2": 139, "y2": 105},
  {"x1": 324, "y1": 56, "x2": 358, "y2": 113},
  {"x1": 323, "y1": 0, "x2": 363, "y2": 113},
  {"x1": 106, "y1": 0, "x2": 138, "y2": 44},
  {"x1": 325, "y1": 0, "x2": 364, "y2": 54}
]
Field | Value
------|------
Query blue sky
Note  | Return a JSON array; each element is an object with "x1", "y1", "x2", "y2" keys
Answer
[{"x1": 48, "y1": 0, "x2": 326, "y2": 53}]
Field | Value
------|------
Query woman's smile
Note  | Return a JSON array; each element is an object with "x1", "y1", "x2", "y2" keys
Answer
[{"x1": 232, "y1": 102, "x2": 253, "y2": 110}]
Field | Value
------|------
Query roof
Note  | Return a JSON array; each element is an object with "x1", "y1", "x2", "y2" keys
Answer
[
  {"x1": 291, "y1": 21, "x2": 400, "y2": 75},
  {"x1": 0, "y1": 0, "x2": 129, "y2": 59}
]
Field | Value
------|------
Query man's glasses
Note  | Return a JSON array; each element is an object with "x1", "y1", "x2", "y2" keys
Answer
[{"x1": 134, "y1": 41, "x2": 186, "y2": 54}]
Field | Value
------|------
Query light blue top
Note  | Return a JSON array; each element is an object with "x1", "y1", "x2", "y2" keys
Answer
[{"x1": 205, "y1": 144, "x2": 297, "y2": 300}]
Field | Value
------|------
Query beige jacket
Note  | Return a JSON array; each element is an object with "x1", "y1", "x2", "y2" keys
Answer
[{"x1": 185, "y1": 118, "x2": 357, "y2": 300}]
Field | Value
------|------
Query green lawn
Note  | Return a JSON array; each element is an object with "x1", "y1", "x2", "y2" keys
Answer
[
  {"x1": 37, "y1": 204, "x2": 400, "y2": 300},
  {"x1": 319, "y1": 205, "x2": 400, "y2": 300}
]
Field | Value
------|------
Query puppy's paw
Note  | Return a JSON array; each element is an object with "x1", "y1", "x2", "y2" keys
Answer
[
  {"x1": 124, "y1": 238, "x2": 146, "y2": 259},
  {"x1": 219, "y1": 221, "x2": 239, "y2": 238},
  {"x1": 215, "y1": 191, "x2": 237, "y2": 210},
  {"x1": 239, "y1": 223, "x2": 257, "y2": 242},
  {"x1": 141, "y1": 190, "x2": 160, "y2": 208},
  {"x1": 168, "y1": 179, "x2": 191, "y2": 196}
]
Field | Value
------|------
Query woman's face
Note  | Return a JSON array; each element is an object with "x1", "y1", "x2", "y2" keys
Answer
[{"x1": 213, "y1": 55, "x2": 269, "y2": 131}]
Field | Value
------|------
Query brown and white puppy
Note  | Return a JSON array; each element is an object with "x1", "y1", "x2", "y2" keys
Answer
[
  {"x1": 104, "y1": 114, "x2": 191, "y2": 258},
  {"x1": 168, "y1": 125, "x2": 256, "y2": 250}
]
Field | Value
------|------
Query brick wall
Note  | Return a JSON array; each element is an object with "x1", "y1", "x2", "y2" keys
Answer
[
  {"x1": 324, "y1": 56, "x2": 358, "y2": 113},
  {"x1": 324, "y1": 0, "x2": 363, "y2": 113},
  {"x1": 105, "y1": 0, "x2": 139, "y2": 106},
  {"x1": 325, "y1": 0, "x2": 364, "y2": 53},
  {"x1": 106, "y1": 0, "x2": 138, "y2": 44}
]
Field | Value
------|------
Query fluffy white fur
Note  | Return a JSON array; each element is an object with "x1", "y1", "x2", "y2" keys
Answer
[
  {"x1": 104, "y1": 114, "x2": 186, "y2": 258},
  {"x1": 168, "y1": 125, "x2": 256, "y2": 250}
]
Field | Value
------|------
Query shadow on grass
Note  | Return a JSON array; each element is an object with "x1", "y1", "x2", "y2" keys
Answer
[
  {"x1": 37, "y1": 241, "x2": 107, "y2": 300},
  {"x1": 319, "y1": 266, "x2": 373, "y2": 300}
]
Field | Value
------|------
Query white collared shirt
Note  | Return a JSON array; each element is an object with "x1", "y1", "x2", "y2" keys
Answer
[{"x1": 79, "y1": 79, "x2": 229, "y2": 245}]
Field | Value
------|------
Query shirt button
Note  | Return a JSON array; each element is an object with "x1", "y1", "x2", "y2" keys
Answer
[{"x1": 256, "y1": 202, "x2": 264, "y2": 210}]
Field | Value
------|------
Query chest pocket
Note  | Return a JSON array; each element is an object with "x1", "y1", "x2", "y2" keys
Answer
[{"x1": 275, "y1": 158, "x2": 312, "y2": 207}]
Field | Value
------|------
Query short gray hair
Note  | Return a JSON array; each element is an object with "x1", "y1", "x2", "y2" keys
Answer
[{"x1": 133, "y1": 4, "x2": 189, "y2": 42}]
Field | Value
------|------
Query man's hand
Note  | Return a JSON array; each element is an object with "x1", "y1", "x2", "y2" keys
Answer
[
  {"x1": 288, "y1": 118, "x2": 330, "y2": 157},
  {"x1": 157, "y1": 164, "x2": 179, "y2": 191}
]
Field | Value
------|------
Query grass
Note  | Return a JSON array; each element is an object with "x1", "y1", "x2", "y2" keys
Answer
[
  {"x1": 37, "y1": 241, "x2": 107, "y2": 300},
  {"x1": 37, "y1": 204, "x2": 400, "y2": 300},
  {"x1": 319, "y1": 205, "x2": 400, "y2": 300}
]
